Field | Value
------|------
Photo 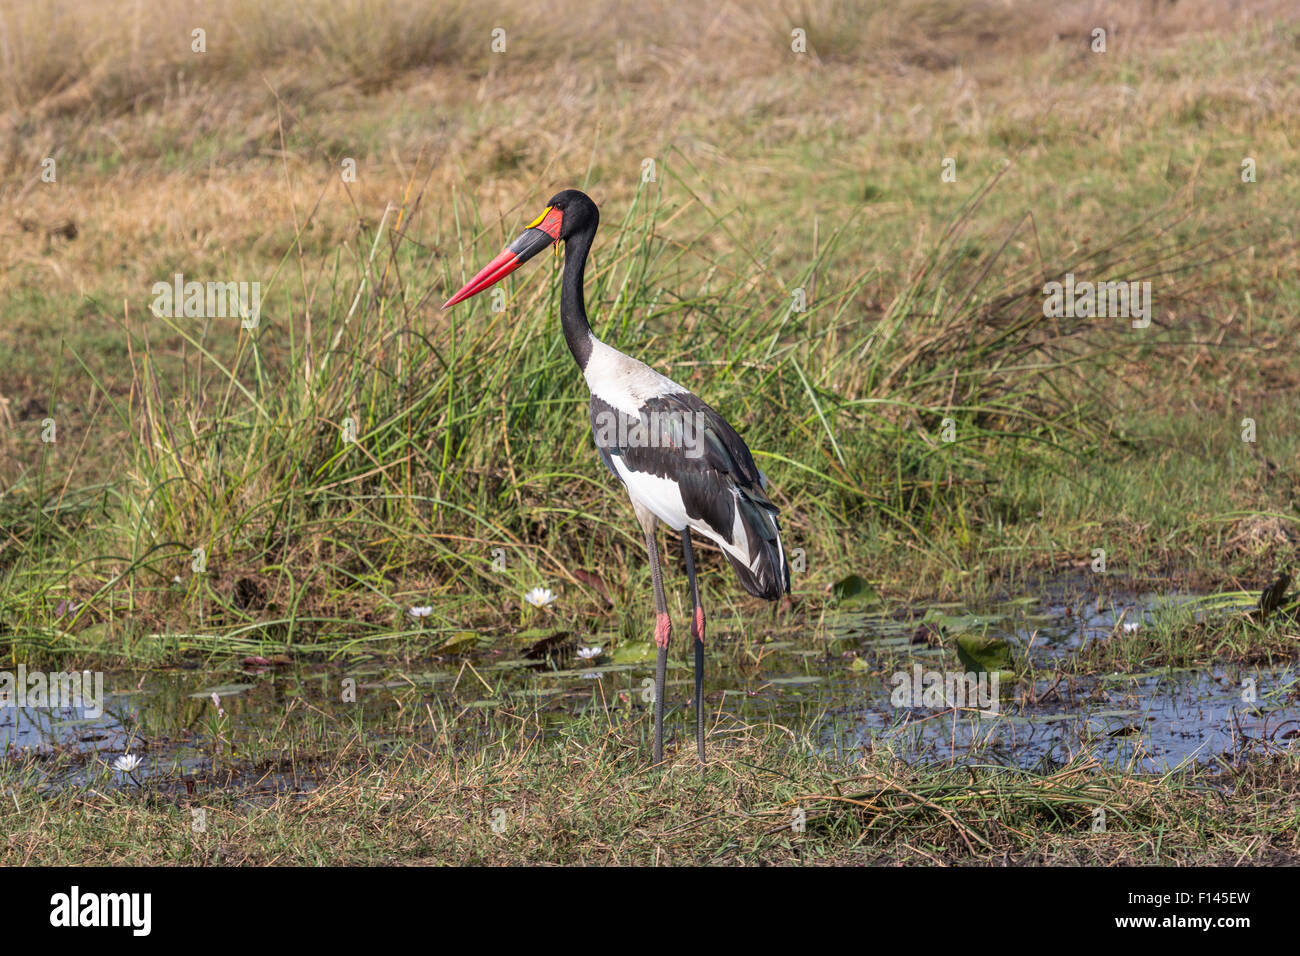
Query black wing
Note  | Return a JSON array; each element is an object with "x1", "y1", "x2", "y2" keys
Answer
[{"x1": 590, "y1": 391, "x2": 788, "y2": 599}]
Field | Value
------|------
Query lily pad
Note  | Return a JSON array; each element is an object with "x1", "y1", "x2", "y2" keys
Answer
[
  {"x1": 924, "y1": 610, "x2": 1007, "y2": 633},
  {"x1": 405, "y1": 671, "x2": 454, "y2": 684},
  {"x1": 437, "y1": 630, "x2": 481, "y2": 654},
  {"x1": 610, "y1": 642, "x2": 655, "y2": 664},
  {"x1": 765, "y1": 675, "x2": 823, "y2": 686},
  {"x1": 189, "y1": 683, "x2": 255, "y2": 699},
  {"x1": 831, "y1": 574, "x2": 879, "y2": 607},
  {"x1": 955, "y1": 634, "x2": 1014, "y2": 675}
]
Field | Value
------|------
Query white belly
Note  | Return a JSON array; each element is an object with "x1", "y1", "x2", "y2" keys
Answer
[
  {"x1": 610, "y1": 456, "x2": 689, "y2": 530},
  {"x1": 609, "y1": 456, "x2": 754, "y2": 568}
]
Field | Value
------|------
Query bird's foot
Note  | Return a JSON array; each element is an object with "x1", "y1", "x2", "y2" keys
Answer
[
  {"x1": 654, "y1": 612, "x2": 672, "y2": 649},
  {"x1": 691, "y1": 605, "x2": 705, "y2": 643}
]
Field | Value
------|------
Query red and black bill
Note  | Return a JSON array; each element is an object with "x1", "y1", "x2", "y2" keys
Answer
[{"x1": 441, "y1": 205, "x2": 564, "y2": 309}]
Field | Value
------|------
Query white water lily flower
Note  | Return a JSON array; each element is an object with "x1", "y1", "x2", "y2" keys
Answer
[
  {"x1": 576, "y1": 645, "x2": 602, "y2": 660},
  {"x1": 524, "y1": 587, "x2": 556, "y2": 608},
  {"x1": 112, "y1": 754, "x2": 141, "y2": 773},
  {"x1": 1122, "y1": 622, "x2": 1141, "y2": 633},
  {"x1": 408, "y1": 606, "x2": 433, "y2": 618}
]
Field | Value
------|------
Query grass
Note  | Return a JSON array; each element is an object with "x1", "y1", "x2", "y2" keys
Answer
[
  {"x1": 2, "y1": 0, "x2": 1300, "y2": 865},
  {"x1": 5, "y1": 710, "x2": 1299, "y2": 865},
  {"x1": 1076, "y1": 591, "x2": 1300, "y2": 672},
  {"x1": 1, "y1": 158, "x2": 1291, "y2": 658}
]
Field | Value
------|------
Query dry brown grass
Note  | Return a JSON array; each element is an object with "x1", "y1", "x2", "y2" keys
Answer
[
  {"x1": 3, "y1": 0, "x2": 1291, "y2": 114},
  {"x1": 2, "y1": 0, "x2": 1295, "y2": 316},
  {"x1": 5, "y1": 720, "x2": 1299, "y2": 864}
]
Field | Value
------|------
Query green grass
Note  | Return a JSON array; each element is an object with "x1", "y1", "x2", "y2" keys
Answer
[
  {"x1": 5, "y1": 165, "x2": 1222, "y2": 658},
  {"x1": 5, "y1": 709, "x2": 1298, "y2": 864},
  {"x1": 2, "y1": 165, "x2": 1296, "y2": 661}
]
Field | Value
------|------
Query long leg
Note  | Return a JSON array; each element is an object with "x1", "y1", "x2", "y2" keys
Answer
[
  {"x1": 682, "y1": 529, "x2": 707, "y2": 763},
  {"x1": 640, "y1": 513, "x2": 671, "y2": 764}
]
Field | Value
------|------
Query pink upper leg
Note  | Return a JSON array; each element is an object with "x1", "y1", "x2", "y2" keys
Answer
[
  {"x1": 654, "y1": 612, "x2": 672, "y2": 649},
  {"x1": 691, "y1": 606, "x2": 705, "y2": 643}
]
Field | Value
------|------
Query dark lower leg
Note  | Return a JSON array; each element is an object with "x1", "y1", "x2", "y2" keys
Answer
[
  {"x1": 645, "y1": 524, "x2": 670, "y2": 764},
  {"x1": 682, "y1": 530, "x2": 706, "y2": 763}
]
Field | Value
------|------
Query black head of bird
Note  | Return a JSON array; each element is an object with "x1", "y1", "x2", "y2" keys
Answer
[{"x1": 441, "y1": 189, "x2": 598, "y2": 309}]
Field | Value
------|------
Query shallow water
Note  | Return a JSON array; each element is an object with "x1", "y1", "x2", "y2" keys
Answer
[
  {"x1": 4, "y1": 582, "x2": 1298, "y2": 790},
  {"x1": 818, "y1": 585, "x2": 1300, "y2": 771}
]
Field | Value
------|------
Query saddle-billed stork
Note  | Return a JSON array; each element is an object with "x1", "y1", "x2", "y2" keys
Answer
[{"x1": 443, "y1": 189, "x2": 789, "y2": 764}]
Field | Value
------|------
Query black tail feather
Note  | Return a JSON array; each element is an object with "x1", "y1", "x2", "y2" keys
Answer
[{"x1": 725, "y1": 495, "x2": 789, "y2": 601}]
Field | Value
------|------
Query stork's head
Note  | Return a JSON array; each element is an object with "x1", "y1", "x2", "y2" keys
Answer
[{"x1": 441, "y1": 189, "x2": 599, "y2": 309}]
